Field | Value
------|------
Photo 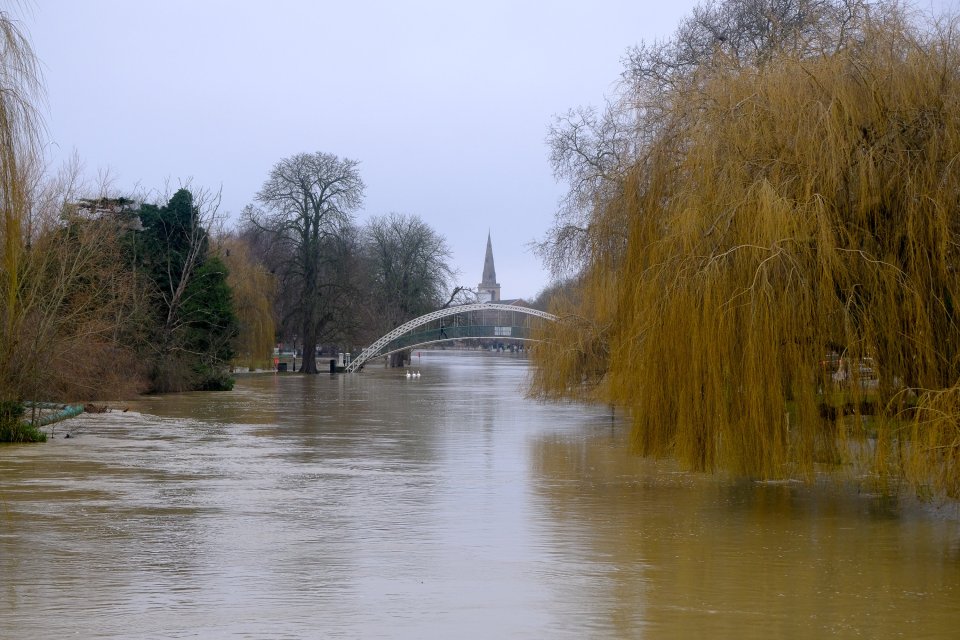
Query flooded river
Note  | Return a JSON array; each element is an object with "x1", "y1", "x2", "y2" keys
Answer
[{"x1": 2, "y1": 351, "x2": 958, "y2": 638}]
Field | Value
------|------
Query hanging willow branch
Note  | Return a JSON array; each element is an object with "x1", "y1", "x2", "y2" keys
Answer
[
  {"x1": 533, "y1": 3, "x2": 960, "y2": 496},
  {"x1": 0, "y1": 8, "x2": 44, "y2": 402}
]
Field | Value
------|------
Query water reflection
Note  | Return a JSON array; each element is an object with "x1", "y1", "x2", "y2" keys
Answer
[
  {"x1": 532, "y1": 428, "x2": 960, "y2": 638},
  {"x1": 1, "y1": 351, "x2": 958, "y2": 639}
]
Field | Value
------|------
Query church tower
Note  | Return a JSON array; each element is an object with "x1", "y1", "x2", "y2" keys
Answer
[{"x1": 478, "y1": 232, "x2": 501, "y2": 302}]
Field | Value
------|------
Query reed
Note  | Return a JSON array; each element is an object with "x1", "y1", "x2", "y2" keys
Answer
[{"x1": 0, "y1": 400, "x2": 45, "y2": 443}]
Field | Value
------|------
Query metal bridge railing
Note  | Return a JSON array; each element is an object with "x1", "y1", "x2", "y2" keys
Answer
[{"x1": 345, "y1": 303, "x2": 556, "y2": 372}]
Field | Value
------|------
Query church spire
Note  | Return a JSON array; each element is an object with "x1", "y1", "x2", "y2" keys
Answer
[
  {"x1": 482, "y1": 231, "x2": 497, "y2": 285},
  {"x1": 478, "y1": 231, "x2": 501, "y2": 302}
]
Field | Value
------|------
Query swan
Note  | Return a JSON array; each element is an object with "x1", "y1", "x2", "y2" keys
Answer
[
  {"x1": 415, "y1": 371, "x2": 421, "y2": 378},
  {"x1": 405, "y1": 370, "x2": 412, "y2": 378}
]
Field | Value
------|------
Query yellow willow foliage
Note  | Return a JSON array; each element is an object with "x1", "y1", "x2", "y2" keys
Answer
[
  {"x1": 908, "y1": 387, "x2": 960, "y2": 498},
  {"x1": 0, "y1": 11, "x2": 42, "y2": 400},
  {"x1": 534, "y1": 17, "x2": 960, "y2": 489},
  {"x1": 530, "y1": 173, "x2": 644, "y2": 402},
  {"x1": 529, "y1": 271, "x2": 616, "y2": 403},
  {"x1": 222, "y1": 237, "x2": 276, "y2": 369}
]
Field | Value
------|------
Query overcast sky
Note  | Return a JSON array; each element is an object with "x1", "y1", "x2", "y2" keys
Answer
[
  {"x1": 23, "y1": 0, "x2": 708, "y2": 300},
  {"x1": 24, "y1": 0, "x2": 954, "y2": 300}
]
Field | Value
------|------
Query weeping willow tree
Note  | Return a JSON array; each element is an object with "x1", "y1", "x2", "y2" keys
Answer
[
  {"x1": 0, "y1": 9, "x2": 43, "y2": 403},
  {"x1": 222, "y1": 234, "x2": 276, "y2": 370},
  {"x1": 533, "y1": 0, "x2": 960, "y2": 496}
]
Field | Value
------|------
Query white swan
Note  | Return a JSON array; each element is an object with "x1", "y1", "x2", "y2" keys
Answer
[{"x1": 405, "y1": 370, "x2": 412, "y2": 378}]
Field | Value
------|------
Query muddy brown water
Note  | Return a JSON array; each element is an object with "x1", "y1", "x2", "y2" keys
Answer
[{"x1": 2, "y1": 351, "x2": 958, "y2": 638}]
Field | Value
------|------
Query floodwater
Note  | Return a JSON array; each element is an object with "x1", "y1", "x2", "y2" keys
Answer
[{"x1": 1, "y1": 351, "x2": 958, "y2": 639}]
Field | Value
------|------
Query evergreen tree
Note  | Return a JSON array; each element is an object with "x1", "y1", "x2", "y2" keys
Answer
[{"x1": 137, "y1": 189, "x2": 237, "y2": 391}]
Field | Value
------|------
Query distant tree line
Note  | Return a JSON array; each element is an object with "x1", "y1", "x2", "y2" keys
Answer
[{"x1": 0, "y1": 11, "x2": 459, "y2": 440}]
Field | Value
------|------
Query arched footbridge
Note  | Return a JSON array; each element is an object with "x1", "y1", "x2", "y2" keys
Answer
[{"x1": 346, "y1": 303, "x2": 557, "y2": 372}]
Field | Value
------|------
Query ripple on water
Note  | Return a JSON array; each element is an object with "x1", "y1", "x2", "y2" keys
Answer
[{"x1": 2, "y1": 352, "x2": 959, "y2": 639}]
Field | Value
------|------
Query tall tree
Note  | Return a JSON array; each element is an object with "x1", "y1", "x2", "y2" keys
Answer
[
  {"x1": 0, "y1": 8, "x2": 43, "y2": 407},
  {"x1": 247, "y1": 152, "x2": 364, "y2": 373},
  {"x1": 363, "y1": 213, "x2": 456, "y2": 332},
  {"x1": 533, "y1": 1, "x2": 960, "y2": 496}
]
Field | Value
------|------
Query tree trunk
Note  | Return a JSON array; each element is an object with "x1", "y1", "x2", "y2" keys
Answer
[{"x1": 301, "y1": 328, "x2": 318, "y2": 374}]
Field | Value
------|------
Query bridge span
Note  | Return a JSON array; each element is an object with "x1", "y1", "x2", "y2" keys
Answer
[{"x1": 346, "y1": 303, "x2": 557, "y2": 372}]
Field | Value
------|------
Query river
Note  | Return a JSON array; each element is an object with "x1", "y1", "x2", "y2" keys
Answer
[{"x1": 1, "y1": 351, "x2": 958, "y2": 638}]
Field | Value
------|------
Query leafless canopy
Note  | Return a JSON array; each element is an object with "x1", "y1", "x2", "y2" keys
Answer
[
  {"x1": 364, "y1": 212, "x2": 457, "y2": 331},
  {"x1": 246, "y1": 151, "x2": 365, "y2": 373},
  {"x1": 539, "y1": 0, "x2": 877, "y2": 277}
]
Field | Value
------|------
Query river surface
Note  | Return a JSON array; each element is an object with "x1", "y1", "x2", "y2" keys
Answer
[{"x1": 2, "y1": 351, "x2": 959, "y2": 638}]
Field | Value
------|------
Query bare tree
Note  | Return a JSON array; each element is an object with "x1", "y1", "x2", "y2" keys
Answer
[
  {"x1": 247, "y1": 152, "x2": 365, "y2": 373},
  {"x1": 539, "y1": 0, "x2": 878, "y2": 277},
  {"x1": 16, "y1": 202, "x2": 148, "y2": 400},
  {"x1": 0, "y1": 154, "x2": 152, "y2": 403},
  {"x1": 363, "y1": 213, "x2": 457, "y2": 332},
  {"x1": 539, "y1": 104, "x2": 634, "y2": 276}
]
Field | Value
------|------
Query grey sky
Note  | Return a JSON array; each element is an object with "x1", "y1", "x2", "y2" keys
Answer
[
  {"x1": 32, "y1": 0, "x2": 953, "y2": 301},
  {"x1": 25, "y1": 0, "x2": 706, "y2": 300}
]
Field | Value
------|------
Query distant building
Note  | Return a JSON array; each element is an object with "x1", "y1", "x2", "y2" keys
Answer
[
  {"x1": 478, "y1": 232, "x2": 501, "y2": 302},
  {"x1": 477, "y1": 232, "x2": 530, "y2": 307}
]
